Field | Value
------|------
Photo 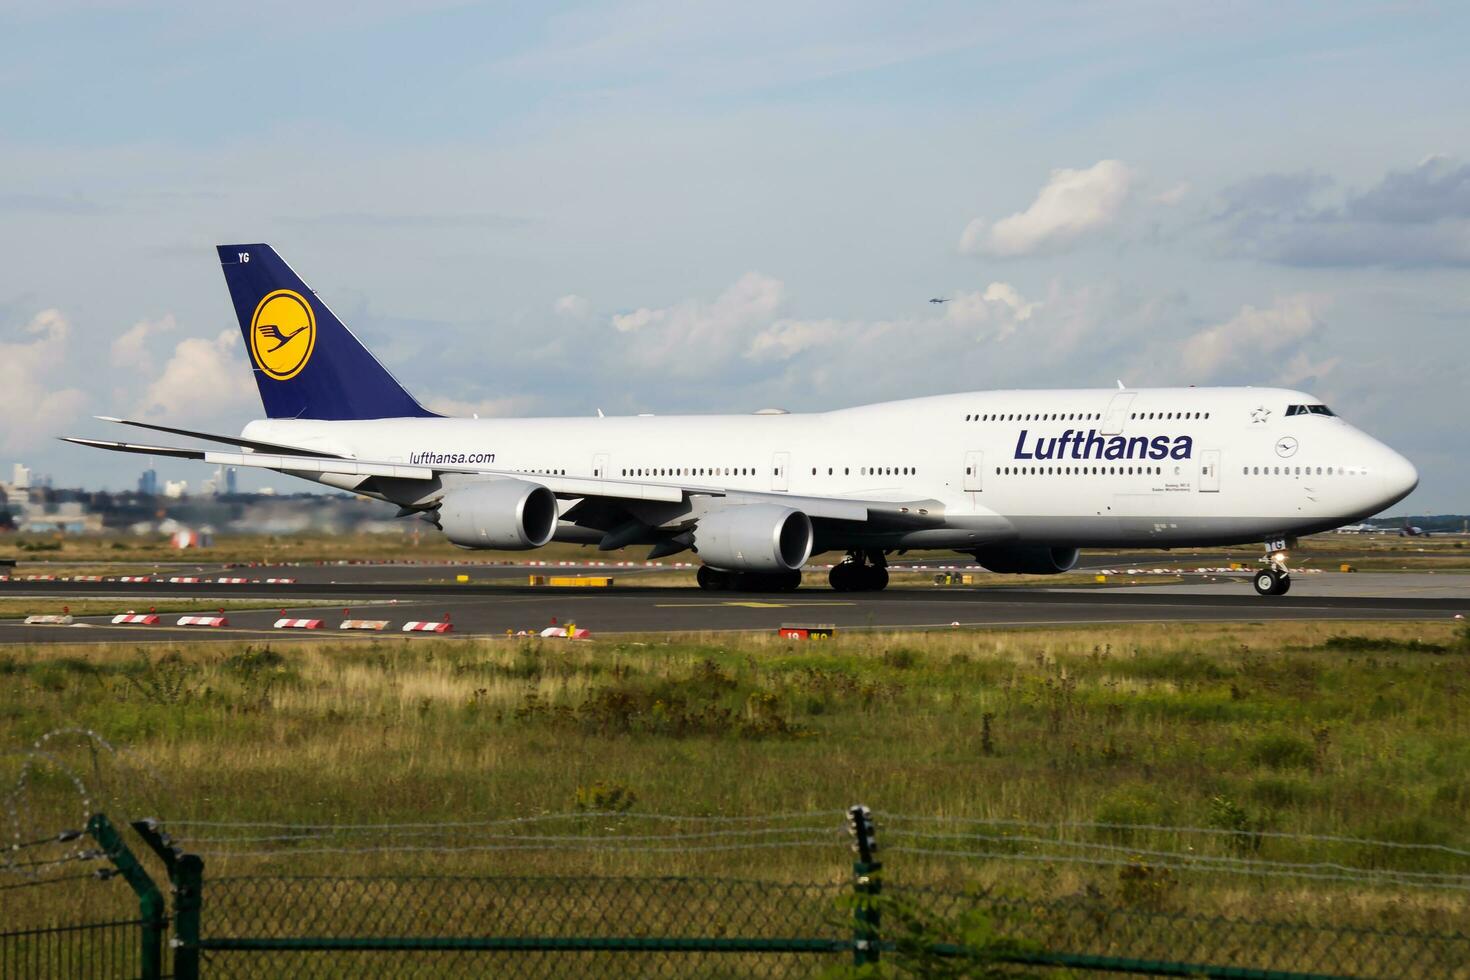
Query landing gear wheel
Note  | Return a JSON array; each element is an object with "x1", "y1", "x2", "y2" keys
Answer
[
  {"x1": 829, "y1": 554, "x2": 889, "y2": 592},
  {"x1": 697, "y1": 566, "x2": 730, "y2": 591},
  {"x1": 1253, "y1": 569, "x2": 1290, "y2": 596}
]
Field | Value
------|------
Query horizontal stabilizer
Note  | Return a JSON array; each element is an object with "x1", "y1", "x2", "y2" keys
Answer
[
  {"x1": 94, "y1": 417, "x2": 338, "y2": 457},
  {"x1": 61, "y1": 437, "x2": 207, "y2": 461}
]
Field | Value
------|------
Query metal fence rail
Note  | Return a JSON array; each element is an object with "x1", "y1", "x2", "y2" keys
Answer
[
  {"x1": 5, "y1": 807, "x2": 1470, "y2": 978},
  {"x1": 0, "y1": 919, "x2": 148, "y2": 980},
  {"x1": 0, "y1": 814, "x2": 165, "y2": 980}
]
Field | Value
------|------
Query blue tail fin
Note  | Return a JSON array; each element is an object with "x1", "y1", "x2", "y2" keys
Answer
[{"x1": 217, "y1": 244, "x2": 436, "y2": 420}]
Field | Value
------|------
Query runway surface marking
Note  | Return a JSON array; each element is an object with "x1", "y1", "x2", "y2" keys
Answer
[{"x1": 654, "y1": 600, "x2": 858, "y2": 608}]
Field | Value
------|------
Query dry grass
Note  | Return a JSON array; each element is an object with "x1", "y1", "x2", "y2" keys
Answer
[{"x1": 3, "y1": 619, "x2": 1469, "y2": 937}]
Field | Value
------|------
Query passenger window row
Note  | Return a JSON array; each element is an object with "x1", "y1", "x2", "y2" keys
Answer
[
  {"x1": 963, "y1": 410, "x2": 1211, "y2": 422},
  {"x1": 1130, "y1": 411, "x2": 1209, "y2": 420},
  {"x1": 998, "y1": 465, "x2": 1164, "y2": 476},
  {"x1": 621, "y1": 467, "x2": 756, "y2": 477},
  {"x1": 1244, "y1": 465, "x2": 1365, "y2": 476},
  {"x1": 965, "y1": 412, "x2": 1101, "y2": 422}
]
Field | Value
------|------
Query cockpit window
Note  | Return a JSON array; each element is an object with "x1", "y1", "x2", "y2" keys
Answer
[{"x1": 1285, "y1": 404, "x2": 1335, "y2": 417}]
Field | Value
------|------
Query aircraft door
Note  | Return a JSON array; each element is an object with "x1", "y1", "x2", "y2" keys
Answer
[
  {"x1": 964, "y1": 451, "x2": 984, "y2": 492},
  {"x1": 1102, "y1": 392, "x2": 1135, "y2": 435},
  {"x1": 591, "y1": 453, "x2": 610, "y2": 479},
  {"x1": 1199, "y1": 450, "x2": 1220, "y2": 492},
  {"x1": 771, "y1": 452, "x2": 790, "y2": 492}
]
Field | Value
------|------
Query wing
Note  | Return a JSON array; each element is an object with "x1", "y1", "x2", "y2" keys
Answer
[{"x1": 62, "y1": 428, "x2": 939, "y2": 526}]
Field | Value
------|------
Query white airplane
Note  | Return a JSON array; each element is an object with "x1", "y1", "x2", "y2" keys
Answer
[
  {"x1": 67, "y1": 244, "x2": 1419, "y2": 598},
  {"x1": 1334, "y1": 523, "x2": 1378, "y2": 534}
]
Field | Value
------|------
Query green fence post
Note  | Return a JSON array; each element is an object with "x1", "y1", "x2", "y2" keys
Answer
[
  {"x1": 132, "y1": 818, "x2": 204, "y2": 980},
  {"x1": 847, "y1": 804, "x2": 882, "y2": 967},
  {"x1": 87, "y1": 813, "x2": 165, "y2": 980}
]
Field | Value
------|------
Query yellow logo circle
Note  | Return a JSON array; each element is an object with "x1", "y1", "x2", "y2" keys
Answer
[{"x1": 249, "y1": 289, "x2": 317, "y2": 381}]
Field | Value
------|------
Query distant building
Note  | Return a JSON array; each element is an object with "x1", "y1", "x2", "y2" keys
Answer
[
  {"x1": 138, "y1": 468, "x2": 158, "y2": 496},
  {"x1": 19, "y1": 501, "x2": 102, "y2": 534},
  {"x1": 171, "y1": 527, "x2": 214, "y2": 549},
  {"x1": 11, "y1": 464, "x2": 30, "y2": 490},
  {"x1": 225, "y1": 466, "x2": 238, "y2": 495}
]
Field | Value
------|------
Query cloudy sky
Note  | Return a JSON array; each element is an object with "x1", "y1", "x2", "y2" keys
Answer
[{"x1": 2, "y1": 2, "x2": 1466, "y2": 512}]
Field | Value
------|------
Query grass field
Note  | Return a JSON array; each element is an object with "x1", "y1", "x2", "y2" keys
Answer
[{"x1": 5, "y1": 618, "x2": 1470, "y2": 936}]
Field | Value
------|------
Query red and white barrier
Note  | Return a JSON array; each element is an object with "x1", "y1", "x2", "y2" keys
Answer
[
  {"x1": 539, "y1": 626, "x2": 591, "y2": 640},
  {"x1": 402, "y1": 621, "x2": 453, "y2": 633},
  {"x1": 117, "y1": 576, "x2": 152, "y2": 583},
  {"x1": 70, "y1": 575, "x2": 103, "y2": 582},
  {"x1": 274, "y1": 618, "x2": 322, "y2": 630},
  {"x1": 23, "y1": 614, "x2": 73, "y2": 625},
  {"x1": 264, "y1": 578, "x2": 297, "y2": 584},
  {"x1": 168, "y1": 577, "x2": 201, "y2": 584},
  {"x1": 215, "y1": 577, "x2": 249, "y2": 584},
  {"x1": 111, "y1": 613, "x2": 160, "y2": 625},
  {"x1": 339, "y1": 619, "x2": 390, "y2": 631},
  {"x1": 177, "y1": 615, "x2": 228, "y2": 627}
]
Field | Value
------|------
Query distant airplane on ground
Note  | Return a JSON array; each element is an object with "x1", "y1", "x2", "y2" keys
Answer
[
  {"x1": 66, "y1": 244, "x2": 1419, "y2": 598},
  {"x1": 1334, "y1": 523, "x2": 1377, "y2": 533},
  {"x1": 1399, "y1": 519, "x2": 1431, "y2": 537}
]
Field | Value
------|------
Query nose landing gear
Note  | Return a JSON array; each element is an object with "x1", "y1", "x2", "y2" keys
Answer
[
  {"x1": 1253, "y1": 539, "x2": 1293, "y2": 596},
  {"x1": 829, "y1": 551, "x2": 889, "y2": 592}
]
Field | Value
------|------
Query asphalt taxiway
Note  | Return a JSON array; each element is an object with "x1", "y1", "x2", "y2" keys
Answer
[{"x1": 1, "y1": 572, "x2": 1464, "y2": 645}]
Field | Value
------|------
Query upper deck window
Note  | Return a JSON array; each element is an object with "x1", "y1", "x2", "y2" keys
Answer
[{"x1": 1285, "y1": 404, "x2": 1335, "y2": 417}]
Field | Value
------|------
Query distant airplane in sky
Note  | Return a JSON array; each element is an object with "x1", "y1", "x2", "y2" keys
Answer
[
  {"x1": 67, "y1": 244, "x2": 1419, "y2": 598},
  {"x1": 928, "y1": 297, "x2": 949, "y2": 304}
]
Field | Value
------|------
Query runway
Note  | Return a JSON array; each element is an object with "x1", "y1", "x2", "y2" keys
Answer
[{"x1": 1, "y1": 572, "x2": 1464, "y2": 645}]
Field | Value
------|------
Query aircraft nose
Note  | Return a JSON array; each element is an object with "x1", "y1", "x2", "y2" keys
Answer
[{"x1": 1378, "y1": 448, "x2": 1419, "y2": 506}]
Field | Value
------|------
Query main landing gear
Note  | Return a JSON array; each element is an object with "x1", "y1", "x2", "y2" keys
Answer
[
  {"x1": 697, "y1": 566, "x2": 801, "y2": 592},
  {"x1": 829, "y1": 551, "x2": 889, "y2": 592},
  {"x1": 1253, "y1": 540, "x2": 1293, "y2": 597}
]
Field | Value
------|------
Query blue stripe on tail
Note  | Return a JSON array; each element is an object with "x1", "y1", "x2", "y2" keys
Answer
[{"x1": 217, "y1": 244, "x2": 437, "y2": 420}]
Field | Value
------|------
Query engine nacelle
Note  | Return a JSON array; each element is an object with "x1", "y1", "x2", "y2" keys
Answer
[
  {"x1": 693, "y1": 504, "x2": 813, "y2": 573},
  {"x1": 438, "y1": 480, "x2": 558, "y2": 550},
  {"x1": 972, "y1": 545, "x2": 1080, "y2": 575}
]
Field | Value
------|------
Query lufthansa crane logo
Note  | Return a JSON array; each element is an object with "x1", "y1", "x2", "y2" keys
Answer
[{"x1": 249, "y1": 289, "x2": 316, "y2": 381}]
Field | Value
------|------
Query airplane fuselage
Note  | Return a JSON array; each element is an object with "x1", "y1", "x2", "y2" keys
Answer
[{"x1": 243, "y1": 385, "x2": 1418, "y2": 555}]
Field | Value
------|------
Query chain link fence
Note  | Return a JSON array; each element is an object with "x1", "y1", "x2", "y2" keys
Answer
[{"x1": 6, "y1": 807, "x2": 1470, "y2": 978}]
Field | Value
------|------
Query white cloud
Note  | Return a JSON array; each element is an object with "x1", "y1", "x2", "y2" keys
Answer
[
  {"x1": 747, "y1": 281, "x2": 1044, "y2": 365},
  {"x1": 0, "y1": 309, "x2": 88, "y2": 452},
  {"x1": 553, "y1": 294, "x2": 591, "y2": 318},
  {"x1": 133, "y1": 330, "x2": 256, "y2": 420},
  {"x1": 960, "y1": 160, "x2": 1135, "y2": 257},
  {"x1": 941, "y1": 283, "x2": 1039, "y2": 339},
  {"x1": 110, "y1": 313, "x2": 176, "y2": 369},
  {"x1": 1153, "y1": 181, "x2": 1190, "y2": 206},
  {"x1": 608, "y1": 272, "x2": 785, "y2": 371},
  {"x1": 746, "y1": 318, "x2": 845, "y2": 360},
  {"x1": 1178, "y1": 294, "x2": 1325, "y2": 381}
]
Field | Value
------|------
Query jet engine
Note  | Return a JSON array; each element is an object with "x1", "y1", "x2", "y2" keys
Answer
[
  {"x1": 971, "y1": 545, "x2": 1080, "y2": 575},
  {"x1": 437, "y1": 479, "x2": 558, "y2": 550},
  {"x1": 692, "y1": 504, "x2": 813, "y2": 573}
]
